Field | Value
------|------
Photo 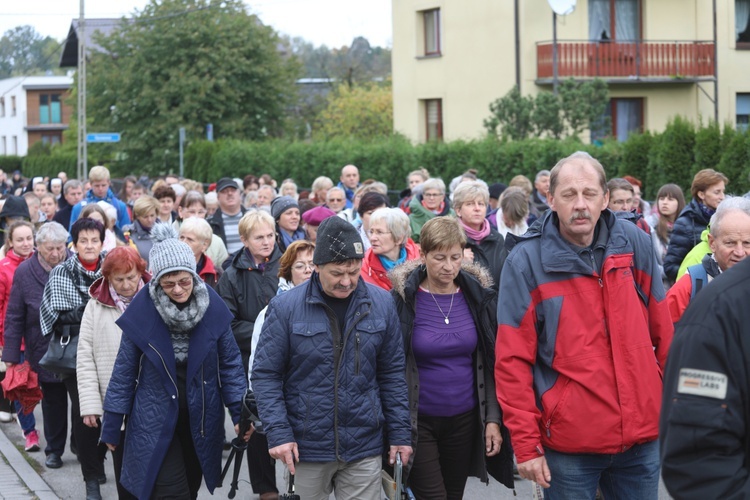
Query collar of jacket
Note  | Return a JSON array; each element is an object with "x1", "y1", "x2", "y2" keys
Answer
[
  {"x1": 231, "y1": 244, "x2": 282, "y2": 271},
  {"x1": 389, "y1": 259, "x2": 495, "y2": 305},
  {"x1": 89, "y1": 272, "x2": 152, "y2": 307}
]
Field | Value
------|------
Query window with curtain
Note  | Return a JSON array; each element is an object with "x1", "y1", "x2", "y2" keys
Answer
[
  {"x1": 589, "y1": 0, "x2": 640, "y2": 40},
  {"x1": 423, "y1": 9, "x2": 441, "y2": 55},
  {"x1": 591, "y1": 98, "x2": 643, "y2": 142},
  {"x1": 39, "y1": 94, "x2": 62, "y2": 124},
  {"x1": 737, "y1": 94, "x2": 750, "y2": 132},
  {"x1": 737, "y1": 0, "x2": 750, "y2": 44},
  {"x1": 425, "y1": 99, "x2": 443, "y2": 141},
  {"x1": 40, "y1": 95, "x2": 49, "y2": 124}
]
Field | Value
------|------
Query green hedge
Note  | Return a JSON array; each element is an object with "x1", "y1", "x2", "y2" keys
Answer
[
  {"x1": 0, "y1": 156, "x2": 23, "y2": 173},
  {"x1": 21, "y1": 153, "x2": 78, "y2": 179}
]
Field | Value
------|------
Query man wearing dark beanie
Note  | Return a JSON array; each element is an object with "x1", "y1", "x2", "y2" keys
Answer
[{"x1": 251, "y1": 216, "x2": 412, "y2": 499}]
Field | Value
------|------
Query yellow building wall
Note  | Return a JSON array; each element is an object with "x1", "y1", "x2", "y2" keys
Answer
[{"x1": 393, "y1": 0, "x2": 750, "y2": 142}]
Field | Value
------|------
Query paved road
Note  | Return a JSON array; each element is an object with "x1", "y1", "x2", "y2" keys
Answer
[{"x1": 1, "y1": 404, "x2": 672, "y2": 499}]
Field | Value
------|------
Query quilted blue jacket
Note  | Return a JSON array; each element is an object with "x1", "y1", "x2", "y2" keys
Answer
[
  {"x1": 100, "y1": 284, "x2": 246, "y2": 499},
  {"x1": 251, "y1": 274, "x2": 411, "y2": 463}
]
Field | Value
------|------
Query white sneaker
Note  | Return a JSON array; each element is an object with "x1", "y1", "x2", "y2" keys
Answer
[{"x1": 0, "y1": 411, "x2": 14, "y2": 423}]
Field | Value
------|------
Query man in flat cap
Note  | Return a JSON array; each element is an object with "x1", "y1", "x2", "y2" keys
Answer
[{"x1": 252, "y1": 216, "x2": 412, "y2": 499}]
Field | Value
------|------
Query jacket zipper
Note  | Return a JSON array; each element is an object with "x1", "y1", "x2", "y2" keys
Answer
[
  {"x1": 148, "y1": 343, "x2": 179, "y2": 399},
  {"x1": 355, "y1": 332, "x2": 361, "y2": 375},
  {"x1": 201, "y1": 365, "x2": 205, "y2": 437},
  {"x1": 331, "y1": 308, "x2": 370, "y2": 460}
]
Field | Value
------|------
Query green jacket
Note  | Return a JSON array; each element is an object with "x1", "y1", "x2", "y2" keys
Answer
[
  {"x1": 676, "y1": 227, "x2": 710, "y2": 281},
  {"x1": 408, "y1": 195, "x2": 454, "y2": 243}
]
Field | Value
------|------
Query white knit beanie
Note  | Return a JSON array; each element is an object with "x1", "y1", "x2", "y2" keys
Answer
[{"x1": 148, "y1": 224, "x2": 197, "y2": 282}]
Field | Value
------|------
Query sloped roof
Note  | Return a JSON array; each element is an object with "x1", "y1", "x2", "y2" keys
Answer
[{"x1": 59, "y1": 18, "x2": 131, "y2": 67}]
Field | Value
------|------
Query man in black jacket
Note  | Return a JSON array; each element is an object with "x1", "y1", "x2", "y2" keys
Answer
[{"x1": 660, "y1": 257, "x2": 750, "y2": 499}]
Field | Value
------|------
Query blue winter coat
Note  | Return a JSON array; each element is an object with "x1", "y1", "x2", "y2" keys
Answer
[
  {"x1": 100, "y1": 284, "x2": 246, "y2": 499},
  {"x1": 70, "y1": 187, "x2": 131, "y2": 231},
  {"x1": 251, "y1": 274, "x2": 411, "y2": 463},
  {"x1": 663, "y1": 199, "x2": 710, "y2": 281}
]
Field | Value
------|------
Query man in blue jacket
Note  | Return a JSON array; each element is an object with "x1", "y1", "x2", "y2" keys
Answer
[
  {"x1": 252, "y1": 216, "x2": 412, "y2": 499},
  {"x1": 69, "y1": 165, "x2": 131, "y2": 231}
]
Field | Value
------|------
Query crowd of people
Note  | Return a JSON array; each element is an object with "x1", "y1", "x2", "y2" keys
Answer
[{"x1": 0, "y1": 156, "x2": 747, "y2": 499}]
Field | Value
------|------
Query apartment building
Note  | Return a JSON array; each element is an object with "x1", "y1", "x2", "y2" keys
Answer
[
  {"x1": 0, "y1": 76, "x2": 74, "y2": 156},
  {"x1": 392, "y1": 0, "x2": 750, "y2": 142}
]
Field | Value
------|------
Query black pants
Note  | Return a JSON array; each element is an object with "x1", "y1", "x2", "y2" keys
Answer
[
  {"x1": 242, "y1": 349, "x2": 278, "y2": 495},
  {"x1": 40, "y1": 380, "x2": 74, "y2": 457},
  {"x1": 63, "y1": 376, "x2": 108, "y2": 481},
  {"x1": 151, "y1": 411, "x2": 202, "y2": 500},
  {"x1": 408, "y1": 409, "x2": 477, "y2": 500}
]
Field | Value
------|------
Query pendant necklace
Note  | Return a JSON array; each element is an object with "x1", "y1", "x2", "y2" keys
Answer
[{"x1": 428, "y1": 285, "x2": 455, "y2": 324}]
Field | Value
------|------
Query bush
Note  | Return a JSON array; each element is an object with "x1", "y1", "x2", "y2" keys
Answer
[
  {"x1": 21, "y1": 153, "x2": 78, "y2": 179},
  {"x1": 650, "y1": 117, "x2": 695, "y2": 196},
  {"x1": 693, "y1": 120, "x2": 722, "y2": 177},
  {"x1": 718, "y1": 130, "x2": 750, "y2": 196},
  {"x1": 618, "y1": 132, "x2": 653, "y2": 196},
  {"x1": 0, "y1": 156, "x2": 23, "y2": 173}
]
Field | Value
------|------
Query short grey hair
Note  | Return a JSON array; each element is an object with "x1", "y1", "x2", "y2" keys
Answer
[
  {"x1": 549, "y1": 151, "x2": 607, "y2": 196},
  {"x1": 36, "y1": 221, "x2": 69, "y2": 245},
  {"x1": 327, "y1": 186, "x2": 346, "y2": 200},
  {"x1": 535, "y1": 170, "x2": 551, "y2": 182},
  {"x1": 421, "y1": 178, "x2": 446, "y2": 195},
  {"x1": 452, "y1": 180, "x2": 490, "y2": 210},
  {"x1": 312, "y1": 176, "x2": 334, "y2": 192},
  {"x1": 64, "y1": 179, "x2": 82, "y2": 194},
  {"x1": 258, "y1": 184, "x2": 277, "y2": 197},
  {"x1": 369, "y1": 207, "x2": 411, "y2": 245},
  {"x1": 709, "y1": 196, "x2": 750, "y2": 237},
  {"x1": 180, "y1": 216, "x2": 213, "y2": 243}
]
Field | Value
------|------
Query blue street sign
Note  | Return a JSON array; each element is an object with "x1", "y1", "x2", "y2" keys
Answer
[{"x1": 86, "y1": 133, "x2": 121, "y2": 143}]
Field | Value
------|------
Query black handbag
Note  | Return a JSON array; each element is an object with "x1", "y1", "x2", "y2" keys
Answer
[{"x1": 39, "y1": 323, "x2": 79, "y2": 376}]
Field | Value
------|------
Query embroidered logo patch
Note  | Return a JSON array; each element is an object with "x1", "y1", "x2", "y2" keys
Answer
[
  {"x1": 677, "y1": 368, "x2": 728, "y2": 400},
  {"x1": 353, "y1": 242, "x2": 363, "y2": 255}
]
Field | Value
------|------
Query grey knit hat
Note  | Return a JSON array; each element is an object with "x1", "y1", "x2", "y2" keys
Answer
[
  {"x1": 149, "y1": 223, "x2": 198, "y2": 282},
  {"x1": 271, "y1": 196, "x2": 299, "y2": 221},
  {"x1": 313, "y1": 216, "x2": 364, "y2": 265}
]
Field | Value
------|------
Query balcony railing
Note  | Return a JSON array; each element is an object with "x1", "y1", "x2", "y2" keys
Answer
[{"x1": 536, "y1": 40, "x2": 715, "y2": 82}]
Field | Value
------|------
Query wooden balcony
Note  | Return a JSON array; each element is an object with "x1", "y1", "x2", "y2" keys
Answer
[{"x1": 536, "y1": 40, "x2": 715, "y2": 84}]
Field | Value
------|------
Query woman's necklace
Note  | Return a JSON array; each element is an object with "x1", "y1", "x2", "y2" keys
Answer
[{"x1": 427, "y1": 285, "x2": 456, "y2": 324}]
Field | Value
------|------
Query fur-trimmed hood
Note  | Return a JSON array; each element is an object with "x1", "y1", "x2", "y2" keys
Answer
[{"x1": 389, "y1": 258, "x2": 494, "y2": 301}]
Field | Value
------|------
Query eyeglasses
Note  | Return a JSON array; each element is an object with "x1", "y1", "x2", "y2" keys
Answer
[
  {"x1": 292, "y1": 262, "x2": 315, "y2": 271},
  {"x1": 160, "y1": 277, "x2": 193, "y2": 290},
  {"x1": 423, "y1": 192, "x2": 443, "y2": 198},
  {"x1": 368, "y1": 229, "x2": 392, "y2": 237},
  {"x1": 328, "y1": 198, "x2": 344, "y2": 203}
]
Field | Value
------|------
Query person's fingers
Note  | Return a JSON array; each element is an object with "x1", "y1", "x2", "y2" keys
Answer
[
  {"x1": 286, "y1": 451, "x2": 296, "y2": 475},
  {"x1": 293, "y1": 443, "x2": 299, "y2": 463}
]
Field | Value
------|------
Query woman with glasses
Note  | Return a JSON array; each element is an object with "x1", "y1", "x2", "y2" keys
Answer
[
  {"x1": 178, "y1": 217, "x2": 222, "y2": 288},
  {"x1": 409, "y1": 178, "x2": 454, "y2": 243},
  {"x1": 356, "y1": 192, "x2": 389, "y2": 251},
  {"x1": 216, "y1": 210, "x2": 281, "y2": 500},
  {"x1": 361, "y1": 208, "x2": 420, "y2": 291},
  {"x1": 248, "y1": 240, "x2": 315, "y2": 389},
  {"x1": 100, "y1": 225, "x2": 247, "y2": 499},
  {"x1": 173, "y1": 190, "x2": 229, "y2": 269}
]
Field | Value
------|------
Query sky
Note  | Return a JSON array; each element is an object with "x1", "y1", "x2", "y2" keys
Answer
[{"x1": 0, "y1": 0, "x2": 393, "y2": 48}]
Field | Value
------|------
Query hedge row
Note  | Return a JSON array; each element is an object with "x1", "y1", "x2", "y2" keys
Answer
[
  {"x1": 183, "y1": 121, "x2": 749, "y2": 199},
  {"x1": 20, "y1": 153, "x2": 78, "y2": 180},
  {"x1": 0, "y1": 155, "x2": 23, "y2": 173}
]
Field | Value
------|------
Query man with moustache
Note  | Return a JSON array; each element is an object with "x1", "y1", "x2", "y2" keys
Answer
[
  {"x1": 495, "y1": 152, "x2": 673, "y2": 499},
  {"x1": 252, "y1": 216, "x2": 412, "y2": 499}
]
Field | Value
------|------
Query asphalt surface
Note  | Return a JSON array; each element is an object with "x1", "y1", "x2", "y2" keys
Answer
[{"x1": 0, "y1": 403, "x2": 673, "y2": 499}]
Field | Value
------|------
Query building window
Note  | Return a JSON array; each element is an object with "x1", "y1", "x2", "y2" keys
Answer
[
  {"x1": 41, "y1": 134, "x2": 62, "y2": 146},
  {"x1": 738, "y1": 0, "x2": 750, "y2": 47},
  {"x1": 592, "y1": 98, "x2": 643, "y2": 142},
  {"x1": 40, "y1": 94, "x2": 62, "y2": 124},
  {"x1": 11, "y1": 136, "x2": 17, "y2": 155},
  {"x1": 738, "y1": 93, "x2": 750, "y2": 132},
  {"x1": 10, "y1": 96, "x2": 16, "y2": 117},
  {"x1": 425, "y1": 99, "x2": 443, "y2": 141},
  {"x1": 589, "y1": 0, "x2": 641, "y2": 41},
  {"x1": 423, "y1": 9, "x2": 441, "y2": 56},
  {"x1": 0, "y1": 97, "x2": 4, "y2": 117}
]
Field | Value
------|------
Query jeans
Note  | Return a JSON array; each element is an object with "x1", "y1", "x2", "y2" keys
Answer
[{"x1": 543, "y1": 440, "x2": 660, "y2": 500}]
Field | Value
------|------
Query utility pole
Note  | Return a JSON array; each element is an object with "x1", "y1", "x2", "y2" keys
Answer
[{"x1": 77, "y1": 0, "x2": 87, "y2": 181}]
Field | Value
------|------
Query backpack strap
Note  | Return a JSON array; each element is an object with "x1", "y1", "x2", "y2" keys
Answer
[{"x1": 687, "y1": 263, "x2": 708, "y2": 301}]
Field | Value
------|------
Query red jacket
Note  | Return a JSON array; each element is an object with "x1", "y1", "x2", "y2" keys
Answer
[
  {"x1": 0, "y1": 250, "x2": 30, "y2": 346},
  {"x1": 495, "y1": 211, "x2": 673, "y2": 463},
  {"x1": 361, "y1": 239, "x2": 420, "y2": 291}
]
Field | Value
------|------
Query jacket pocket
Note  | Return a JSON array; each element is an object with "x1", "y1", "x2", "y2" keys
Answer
[
  {"x1": 542, "y1": 377, "x2": 572, "y2": 438},
  {"x1": 665, "y1": 396, "x2": 731, "y2": 452}
]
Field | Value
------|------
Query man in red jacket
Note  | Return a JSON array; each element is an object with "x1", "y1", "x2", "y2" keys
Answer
[{"x1": 495, "y1": 152, "x2": 673, "y2": 499}]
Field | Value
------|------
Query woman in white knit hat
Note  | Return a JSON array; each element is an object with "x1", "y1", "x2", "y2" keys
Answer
[{"x1": 100, "y1": 224, "x2": 248, "y2": 499}]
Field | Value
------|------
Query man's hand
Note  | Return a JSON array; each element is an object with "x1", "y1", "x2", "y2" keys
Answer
[
  {"x1": 518, "y1": 456, "x2": 551, "y2": 488},
  {"x1": 463, "y1": 248, "x2": 475, "y2": 264},
  {"x1": 82, "y1": 415, "x2": 100, "y2": 428},
  {"x1": 269, "y1": 442, "x2": 299, "y2": 474},
  {"x1": 105, "y1": 443, "x2": 116, "y2": 452},
  {"x1": 389, "y1": 445, "x2": 413, "y2": 467},
  {"x1": 485, "y1": 422, "x2": 502, "y2": 457}
]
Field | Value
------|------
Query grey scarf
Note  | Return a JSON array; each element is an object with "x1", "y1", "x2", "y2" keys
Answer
[{"x1": 149, "y1": 278, "x2": 210, "y2": 333}]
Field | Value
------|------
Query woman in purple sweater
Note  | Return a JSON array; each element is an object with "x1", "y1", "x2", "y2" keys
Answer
[{"x1": 390, "y1": 216, "x2": 514, "y2": 499}]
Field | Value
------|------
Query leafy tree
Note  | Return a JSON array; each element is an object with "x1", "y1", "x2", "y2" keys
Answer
[
  {"x1": 316, "y1": 82, "x2": 392, "y2": 140},
  {"x1": 0, "y1": 26, "x2": 63, "y2": 78},
  {"x1": 531, "y1": 91, "x2": 563, "y2": 139},
  {"x1": 484, "y1": 86, "x2": 534, "y2": 141},
  {"x1": 693, "y1": 119, "x2": 722, "y2": 177},
  {"x1": 559, "y1": 78, "x2": 609, "y2": 139},
  {"x1": 82, "y1": 0, "x2": 300, "y2": 174}
]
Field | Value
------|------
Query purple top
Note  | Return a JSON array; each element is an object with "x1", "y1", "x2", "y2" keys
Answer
[{"x1": 412, "y1": 288, "x2": 478, "y2": 417}]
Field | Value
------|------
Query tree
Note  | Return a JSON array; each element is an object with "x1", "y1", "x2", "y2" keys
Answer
[
  {"x1": 559, "y1": 78, "x2": 609, "y2": 139},
  {"x1": 0, "y1": 26, "x2": 63, "y2": 78},
  {"x1": 531, "y1": 91, "x2": 563, "y2": 139},
  {"x1": 82, "y1": 0, "x2": 300, "y2": 174},
  {"x1": 484, "y1": 86, "x2": 534, "y2": 141},
  {"x1": 316, "y1": 83, "x2": 393, "y2": 140}
]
